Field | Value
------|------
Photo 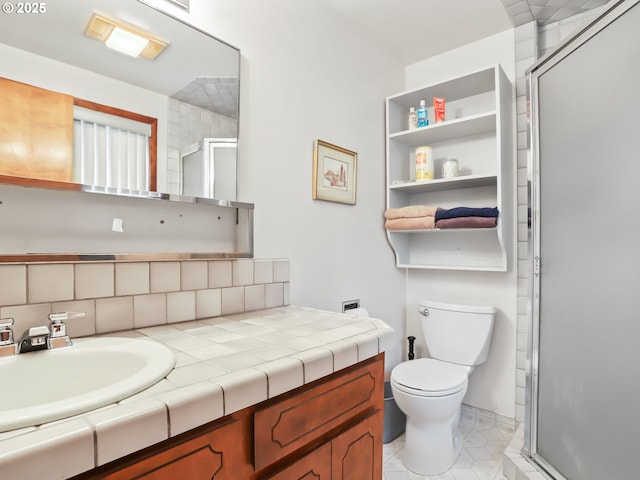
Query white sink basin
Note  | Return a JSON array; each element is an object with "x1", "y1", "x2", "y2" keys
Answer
[{"x1": 0, "y1": 336, "x2": 175, "y2": 432}]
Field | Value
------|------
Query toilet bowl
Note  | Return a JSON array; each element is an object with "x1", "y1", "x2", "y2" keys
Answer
[{"x1": 390, "y1": 300, "x2": 495, "y2": 475}]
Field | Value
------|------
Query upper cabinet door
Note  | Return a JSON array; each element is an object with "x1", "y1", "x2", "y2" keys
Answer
[{"x1": 0, "y1": 77, "x2": 73, "y2": 182}]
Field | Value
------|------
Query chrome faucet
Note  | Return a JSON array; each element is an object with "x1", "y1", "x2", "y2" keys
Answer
[
  {"x1": 17, "y1": 325, "x2": 50, "y2": 353},
  {"x1": 15, "y1": 312, "x2": 85, "y2": 354}
]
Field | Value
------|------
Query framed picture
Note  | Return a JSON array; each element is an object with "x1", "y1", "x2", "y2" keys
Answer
[{"x1": 312, "y1": 139, "x2": 358, "y2": 205}]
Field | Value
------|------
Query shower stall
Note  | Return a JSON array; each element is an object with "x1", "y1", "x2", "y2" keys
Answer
[{"x1": 526, "y1": 1, "x2": 640, "y2": 479}]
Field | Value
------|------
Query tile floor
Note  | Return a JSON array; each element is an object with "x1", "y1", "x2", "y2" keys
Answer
[{"x1": 383, "y1": 405, "x2": 516, "y2": 480}]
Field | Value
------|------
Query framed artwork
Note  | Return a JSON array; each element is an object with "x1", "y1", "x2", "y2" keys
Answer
[{"x1": 312, "y1": 139, "x2": 357, "y2": 205}]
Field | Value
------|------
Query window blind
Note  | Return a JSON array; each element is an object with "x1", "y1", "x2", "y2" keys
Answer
[{"x1": 73, "y1": 107, "x2": 150, "y2": 191}]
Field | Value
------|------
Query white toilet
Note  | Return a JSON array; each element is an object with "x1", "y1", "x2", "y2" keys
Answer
[{"x1": 390, "y1": 299, "x2": 496, "y2": 476}]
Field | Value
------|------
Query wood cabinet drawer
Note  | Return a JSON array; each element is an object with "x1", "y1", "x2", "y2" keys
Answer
[
  {"x1": 254, "y1": 353, "x2": 384, "y2": 471},
  {"x1": 91, "y1": 418, "x2": 247, "y2": 480}
]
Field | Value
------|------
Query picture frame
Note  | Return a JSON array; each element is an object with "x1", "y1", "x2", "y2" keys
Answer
[{"x1": 312, "y1": 139, "x2": 358, "y2": 205}]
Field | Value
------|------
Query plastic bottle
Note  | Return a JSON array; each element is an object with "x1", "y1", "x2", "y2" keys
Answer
[
  {"x1": 407, "y1": 107, "x2": 417, "y2": 130},
  {"x1": 417, "y1": 100, "x2": 428, "y2": 128},
  {"x1": 415, "y1": 146, "x2": 434, "y2": 180}
]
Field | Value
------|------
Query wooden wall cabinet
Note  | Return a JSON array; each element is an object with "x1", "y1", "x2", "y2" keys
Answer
[
  {"x1": 0, "y1": 77, "x2": 74, "y2": 183},
  {"x1": 72, "y1": 354, "x2": 384, "y2": 480}
]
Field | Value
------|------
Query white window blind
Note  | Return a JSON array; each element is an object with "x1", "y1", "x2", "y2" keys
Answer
[{"x1": 73, "y1": 106, "x2": 150, "y2": 191}]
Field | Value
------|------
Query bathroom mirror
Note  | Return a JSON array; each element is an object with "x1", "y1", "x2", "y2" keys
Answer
[{"x1": 0, "y1": 0, "x2": 239, "y2": 201}]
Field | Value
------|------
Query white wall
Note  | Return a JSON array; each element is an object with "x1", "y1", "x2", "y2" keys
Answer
[
  {"x1": 403, "y1": 30, "x2": 518, "y2": 418},
  {"x1": 142, "y1": 0, "x2": 409, "y2": 374}
]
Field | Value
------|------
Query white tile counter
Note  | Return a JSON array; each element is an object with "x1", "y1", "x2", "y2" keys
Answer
[{"x1": 0, "y1": 305, "x2": 394, "y2": 480}]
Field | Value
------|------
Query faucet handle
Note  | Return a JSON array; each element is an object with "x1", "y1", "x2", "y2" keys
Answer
[
  {"x1": 48, "y1": 312, "x2": 86, "y2": 324},
  {"x1": 47, "y1": 312, "x2": 83, "y2": 348},
  {"x1": 48, "y1": 312, "x2": 85, "y2": 337},
  {"x1": 0, "y1": 318, "x2": 15, "y2": 353}
]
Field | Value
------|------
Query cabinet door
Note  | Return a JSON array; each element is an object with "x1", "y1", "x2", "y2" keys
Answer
[
  {"x1": 263, "y1": 442, "x2": 332, "y2": 480},
  {"x1": 0, "y1": 77, "x2": 74, "y2": 182},
  {"x1": 331, "y1": 411, "x2": 383, "y2": 480},
  {"x1": 98, "y1": 419, "x2": 245, "y2": 480}
]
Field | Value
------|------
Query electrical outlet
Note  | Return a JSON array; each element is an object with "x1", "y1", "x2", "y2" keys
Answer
[{"x1": 342, "y1": 299, "x2": 360, "y2": 312}]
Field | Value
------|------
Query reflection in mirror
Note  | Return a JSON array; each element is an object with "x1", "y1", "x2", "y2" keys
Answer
[
  {"x1": 182, "y1": 138, "x2": 238, "y2": 200},
  {"x1": 0, "y1": 0, "x2": 239, "y2": 200}
]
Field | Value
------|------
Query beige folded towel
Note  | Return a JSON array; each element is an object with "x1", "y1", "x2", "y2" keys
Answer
[
  {"x1": 385, "y1": 217, "x2": 436, "y2": 230},
  {"x1": 384, "y1": 205, "x2": 440, "y2": 220}
]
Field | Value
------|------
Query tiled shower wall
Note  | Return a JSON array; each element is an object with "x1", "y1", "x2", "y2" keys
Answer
[
  {"x1": 513, "y1": 1, "x2": 612, "y2": 424},
  {"x1": 165, "y1": 99, "x2": 238, "y2": 194},
  {"x1": 0, "y1": 258, "x2": 289, "y2": 341}
]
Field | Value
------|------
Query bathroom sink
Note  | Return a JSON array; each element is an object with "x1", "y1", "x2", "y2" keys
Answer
[{"x1": 0, "y1": 336, "x2": 175, "y2": 432}]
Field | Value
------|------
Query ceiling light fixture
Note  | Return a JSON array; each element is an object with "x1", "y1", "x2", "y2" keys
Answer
[{"x1": 84, "y1": 12, "x2": 169, "y2": 60}]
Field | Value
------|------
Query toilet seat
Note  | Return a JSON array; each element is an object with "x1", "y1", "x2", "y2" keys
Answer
[{"x1": 391, "y1": 358, "x2": 468, "y2": 397}]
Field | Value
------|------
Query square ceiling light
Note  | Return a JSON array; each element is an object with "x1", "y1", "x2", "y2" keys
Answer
[{"x1": 84, "y1": 12, "x2": 169, "y2": 60}]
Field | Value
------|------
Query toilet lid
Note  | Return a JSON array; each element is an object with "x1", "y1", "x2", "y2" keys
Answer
[{"x1": 391, "y1": 358, "x2": 468, "y2": 396}]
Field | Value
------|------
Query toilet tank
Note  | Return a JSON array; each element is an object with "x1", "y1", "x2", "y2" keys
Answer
[{"x1": 419, "y1": 299, "x2": 496, "y2": 366}]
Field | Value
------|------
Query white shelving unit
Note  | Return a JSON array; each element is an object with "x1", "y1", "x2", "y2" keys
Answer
[{"x1": 384, "y1": 65, "x2": 512, "y2": 271}]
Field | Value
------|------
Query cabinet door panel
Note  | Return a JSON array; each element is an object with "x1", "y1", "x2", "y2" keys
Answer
[
  {"x1": 332, "y1": 411, "x2": 383, "y2": 480},
  {"x1": 263, "y1": 442, "x2": 331, "y2": 480}
]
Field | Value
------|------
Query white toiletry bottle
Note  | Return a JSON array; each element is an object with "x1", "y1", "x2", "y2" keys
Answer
[
  {"x1": 408, "y1": 107, "x2": 417, "y2": 130},
  {"x1": 417, "y1": 100, "x2": 428, "y2": 127}
]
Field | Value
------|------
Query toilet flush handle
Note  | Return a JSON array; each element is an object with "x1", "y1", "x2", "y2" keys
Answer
[{"x1": 419, "y1": 307, "x2": 429, "y2": 317}]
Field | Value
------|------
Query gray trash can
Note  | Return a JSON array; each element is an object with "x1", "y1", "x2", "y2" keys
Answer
[{"x1": 383, "y1": 381, "x2": 406, "y2": 444}]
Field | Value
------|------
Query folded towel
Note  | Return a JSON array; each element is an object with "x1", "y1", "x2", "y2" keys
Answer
[
  {"x1": 384, "y1": 205, "x2": 440, "y2": 220},
  {"x1": 385, "y1": 217, "x2": 436, "y2": 230},
  {"x1": 436, "y1": 216, "x2": 497, "y2": 229},
  {"x1": 435, "y1": 207, "x2": 499, "y2": 221}
]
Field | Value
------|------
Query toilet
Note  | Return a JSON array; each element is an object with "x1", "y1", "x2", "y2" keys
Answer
[{"x1": 390, "y1": 299, "x2": 496, "y2": 476}]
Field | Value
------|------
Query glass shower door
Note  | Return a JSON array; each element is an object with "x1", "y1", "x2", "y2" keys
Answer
[{"x1": 528, "y1": 1, "x2": 640, "y2": 479}]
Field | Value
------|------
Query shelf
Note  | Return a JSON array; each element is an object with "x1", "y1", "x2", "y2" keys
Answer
[
  {"x1": 387, "y1": 68, "x2": 496, "y2": 111},
  {"x1": 387, "y1": 227, "x2": 498, "y2": 234},
  {"x1": 389, "y1": 111, "x2": 496, "y2": 146},
  {"x1": 394, "y1": 263, "x2": 507, "y2": 272},
  {"x1": 387, "y1": 226, "x2": 506, "y2": 271},
  {"x1": 389, "y1": 174, "x2": 497, "y2": 193},
  {"x1": 384, "y1": 64, "x2": 512, "y2": 271}
]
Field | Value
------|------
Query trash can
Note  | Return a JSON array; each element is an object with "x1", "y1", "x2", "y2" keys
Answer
[{"x1": 383, "y1": 381, "x2": 406, "y2": 444}]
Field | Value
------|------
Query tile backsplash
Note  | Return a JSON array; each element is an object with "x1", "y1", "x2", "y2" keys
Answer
[{"x1": 0, "y1": 258, "x2": 290, "y2": 340}]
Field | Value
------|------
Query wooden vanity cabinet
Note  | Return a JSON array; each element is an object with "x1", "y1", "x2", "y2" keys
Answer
[{"x1": 72, "y1": 353, "x2": 384, "y2": 480}]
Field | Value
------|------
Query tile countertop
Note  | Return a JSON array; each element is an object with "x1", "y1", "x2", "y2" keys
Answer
[{"x1": 0, "y1": 305, "x2": 395, "y2": 480}]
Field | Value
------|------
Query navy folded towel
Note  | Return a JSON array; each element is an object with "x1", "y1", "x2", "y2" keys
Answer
[{"x1": 435, "y1": 207, "x2": 499, "y2": 221}]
